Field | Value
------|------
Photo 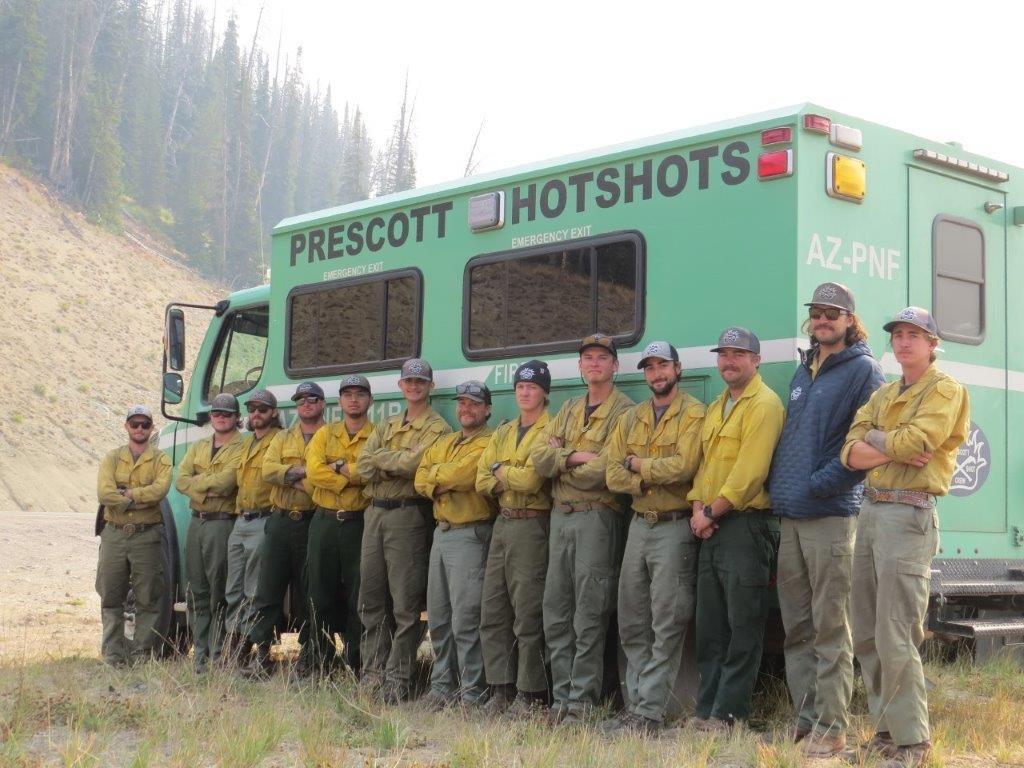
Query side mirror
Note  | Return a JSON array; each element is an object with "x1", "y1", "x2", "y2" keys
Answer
[
  {"x1": 166, "y1": 308, "x2": 185, "y2": 371},
  {"x1": 163, "y1": 372, "x2": 183, "y2": 405}
]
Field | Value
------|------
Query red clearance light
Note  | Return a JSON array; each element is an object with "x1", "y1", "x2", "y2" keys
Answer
[
  {"x1": 804, "y1": 114, "x2": 831, "y2": 134},
  {"x1": 758, "y1": 149, "x2": 793, "y2": 180},
  {"x1": 761, "y1": 127, "x2": 793, "y2": 146}
]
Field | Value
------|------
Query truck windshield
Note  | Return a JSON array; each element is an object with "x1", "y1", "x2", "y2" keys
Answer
[{"x1": 204, "y1": 305, "x2": 270, "y2": 400}]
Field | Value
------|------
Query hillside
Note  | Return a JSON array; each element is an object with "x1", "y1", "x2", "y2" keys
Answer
[{"x1": 0, "y1": 163, "x2": 223, "y2": 512}]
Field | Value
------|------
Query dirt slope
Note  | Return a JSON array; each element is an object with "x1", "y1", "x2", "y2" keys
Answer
[{"x1": 0, "y1": 163, "x2": 222, "y2": 512}]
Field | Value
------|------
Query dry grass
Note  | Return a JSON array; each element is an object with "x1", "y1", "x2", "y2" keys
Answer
[{"x1": 1, "y1": 646, "x2": 1022, "y2": 767}]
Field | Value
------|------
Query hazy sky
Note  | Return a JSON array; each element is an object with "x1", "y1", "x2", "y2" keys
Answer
[{"x1": 201, "y1": 0, "x2": 1024, "y2": 189}]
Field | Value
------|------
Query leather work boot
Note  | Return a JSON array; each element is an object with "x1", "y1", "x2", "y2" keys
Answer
[
  {"x1": 792, "y1": 721, "x2": 812, "y2": 743},
  {"x1": 506, "y1": 691, "x2": 547, "y2": 719},
  {"x1": 878, "y1": 741, "x2": 932, "y2": 768},
  {"x1": 240, "y1": 643, "x2": 273, "y2": 680},
  {"x1": 802, "y1": 731, "x2": 847, "y2": 757},
  {"x1": 690, "y1": 716, "x2": 732, "y2": 734},
  {"x1": 600, "y1": 712, "x2": 661, "y2": 737},
  {"x1": 482, "y1": 684, "x2": 516, "y2": 717}
]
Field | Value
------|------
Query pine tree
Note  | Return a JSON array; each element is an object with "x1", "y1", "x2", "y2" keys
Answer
[{"x1": 0, "y1": 0, "x2": 45, "y2": 159}]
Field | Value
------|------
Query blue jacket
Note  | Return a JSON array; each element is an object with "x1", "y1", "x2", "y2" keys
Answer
[{"x1": 769, "y1": 340, "x2": 885, "y2": 519}]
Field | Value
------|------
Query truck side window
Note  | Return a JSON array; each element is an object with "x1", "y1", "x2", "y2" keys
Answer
[
  {"x1": 286, "y1": 269, "x2": 421, "y2": 375},
  {"x1": 464, "y1": 232, "x2": 644, "y2": 359},
  {"x1": 204, "y1": 305, "x2": 270, "y2": 400},
  {"x1": 933, "y1": 215, "x2": 984, "y2": 344}
]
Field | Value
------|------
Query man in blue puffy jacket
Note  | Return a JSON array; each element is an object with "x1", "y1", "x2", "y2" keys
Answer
[{"x1": 768, "y1": 282, "x2": 884, "y2": 757}]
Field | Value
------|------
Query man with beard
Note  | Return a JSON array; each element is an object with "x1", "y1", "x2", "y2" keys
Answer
[
  {"x1": 356, "y1": 359, "x2": 451, "y2": 703},
  {"x1": 688, "y1": 328, "x2": 784, "y2": 731},
  {"x1": 842, "y1": 307, "x2": 969, "y2": 768},
  {"x1": 532, "y1": 333, "x2": 633, "y2": 726},
  {"x1": 95, "y1": 405, "x2": 172, "y2": 666},
  {"x1": 305, "y1": 375, "x2": 375, "y2": 677},
  {"x1": 223, "y1": 389, "x2": 282, "y2": 662},
  {"x1": 476, "y1": 360, "x2": 553, "y2": 717},
  {"x1": 767, "y1": 283, "x2": 884, "y2": 755},
  {"x1": 244, "y1": 381, "x2": 325, "y2": 678},
  {"x1": 603, "y1": 341, "x2": 706, "y2": 734},
  {"x1": 415, "y1": 380, "x2": 496, "y2": 709},
  {"x1": 176, "y1": 393, "x2": 245, "y2": 672}
]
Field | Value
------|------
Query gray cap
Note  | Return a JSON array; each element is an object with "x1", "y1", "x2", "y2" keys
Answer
[
  {"x1": 125, "y1": 405, "x2": 153, "y2": 421},
  {"x1": 247, "y1": 389, "x2": 277, "y2": 408},
  {"x1": 292, "y1": 381, "x2": 325, "y2": 401},
  {"x1": 339, "y1": 374, "x2": 371, "y2": 394},
  {"x1": 636, "y1": 340, "x2": 679, "y2": 369},
  {"x1": 711, "y1": 326, "x2": 761, "y2": 354},
  {"x1": 209, "y1": 393, "x2": 240, "y2": 413},
  {"x1": 454, "y1": 380, "x2": 492, "y2": 405},
  {"x1": 399, "y1": 358, "x2": 433, "y2": 382},
  {"x1": 883, "y1": 306, "x2": 939, "y2": 335},
  {"x1": 805, "y1": 281, "x2": 855, "y2": 312}
]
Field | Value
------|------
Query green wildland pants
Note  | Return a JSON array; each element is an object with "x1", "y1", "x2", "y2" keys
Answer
[
  {"x1": 224, "y1": 514, "x2": 267, "y2": 640},
  {"x1": 357, "y1": 503, "x2": 432, "y2": 686},
  {"x1": 427, "y1": 521, "x2": 493, "y2": 703},
  {"x1": 852, "y1": 498, "x2": 938, "y2": 747},
  {"x1": 184, "y1": 516, "x2": 233, "y2": 663},
  {"x1": 306, "y1": 511, "x2": 363, "y2": 672},
  {"x1": 248, "y1": 513, "x2": 312, "y2": 650},
  {"x1": 543, "y1": 506, "x2": 621, "y2": 712},
  {"x1": 777, "y1": 514, "x2": 856, "y2": 737},
  {"x1": 618, "y1": 514, "x2": 698, "y2": 721},
  {"x1": 96, "y1": 523, "x2": 165, "y2": 664},
  {"x1": 695, "y1": 512, "x2": 780, "y2": 723},
  {"x1": 480, "y1": 514, "x2": 550, "y2": 694}
]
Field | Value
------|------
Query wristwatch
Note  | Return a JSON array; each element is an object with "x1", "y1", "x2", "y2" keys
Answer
[
  {"x1": 333, "y1": 459, "x2": 346, "y2": 474},
  {"x1": 703, "y1": 505, "x2": 716, "y2": 520},
  {"x1": 622, "y1": 456, "x2": 633, "y2": 471},
  {"x1": 490, "y1": 461, "x2": 503, "y2": 475}
]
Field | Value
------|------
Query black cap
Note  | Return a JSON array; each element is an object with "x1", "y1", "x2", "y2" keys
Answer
[
  {"x1": 578, "y1": 332, "x2": 618, "y2": 358},
  {"x1": 291, "y1": 381, "x2": 325, "y2": 401},
  {"x1": 454, "y1": 380, "x2": 492, "y2": 405},
  {"x1": 514, "y1": 359, "x2": 551, "y2": 393},
  {"x1": 805, "y1": 282, "x2": 855, "y2": 312},
  {"x1": 883, "y1": 306, "x2": 939, "y2": 335}
]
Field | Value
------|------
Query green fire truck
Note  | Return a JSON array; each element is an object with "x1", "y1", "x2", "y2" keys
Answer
[{"x1": 155, "y1": 103, "x2": 1024, "y2": 670}]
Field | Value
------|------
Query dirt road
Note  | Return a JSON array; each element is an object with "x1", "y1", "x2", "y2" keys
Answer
[{"x1": 0, "y1": 511, "x2": 100, "y2": 662}]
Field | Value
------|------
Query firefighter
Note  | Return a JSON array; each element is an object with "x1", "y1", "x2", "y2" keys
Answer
[
  {"x1": 243, "y1": 381, "x2": 325, "y2": 678},
  {"x1": 176, "y1": 392, "x2": 245, "y2": 672},
  {"x1": 688, "y1": 327, "x2": 785, "y2": 731},
  {"x1": 224, "y1": 389, "x2": 282, "y2": 661},
  {"x1": 603, "y1": 341, "x2": 705, "y2": 734},
  {"x1": 415, "y1": 380, "x2": 496, "y2": 709},
  {"x1": 476, "y1": 360, "x2": 553, "y2": 717},
  {"x1": 841, "y1": 307, "x2": 969, "y2": 768},
  {"x1": 304, "y1": 375, "x2": 375, "y2": 677},
  {"x1": 355, "y1": 359, "x2": 451, "y2": 703},
  {"x1": 531, "y1": 333, "x2": 634, "y2": 726},
  {"x1": 95, "y1": 405, "x2": 172, "y2": 666}
]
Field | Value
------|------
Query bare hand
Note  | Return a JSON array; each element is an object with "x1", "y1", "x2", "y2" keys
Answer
[
  {"x1": 568, "y1": 451, "x2": 599, "y2": 467},
  {"x1": 690, "y1": 513, "x2": 717, "y2": 540},
  {"x1": 494, "y1": 466, "x2": 507, "y2": 483},
  {"x1": 122, "y1": 488, "x2": 135, "y2": 500},
  {"x1": 905, "y1": 450, "x2": 933, "y2": 468},
  {"x1": 492, "y1": 481, "x2": 506, "y2": 494},
  {"x1": 625, "y1": 456, "x2": 640, "y2": 474},
  {"x1": 549, "y1": 436, "x2": 564, "y2": 448}
]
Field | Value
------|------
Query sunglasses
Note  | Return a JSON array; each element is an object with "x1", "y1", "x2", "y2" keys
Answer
[
  {"x1": 128, "y1": 420, "x2": 152, "y2": 429},
  {"x1": 210, "y1": 410, "x2": 236, "y2": 417},
  {"x1": 808, "y1": 307, "x2": 847, "y2": 321},
  {"x1": 246, "y1": 405, "x2": 271, "y2": 414},
  {"x1": 295, "y1": 396, "x2": 322, "y2": 405}
]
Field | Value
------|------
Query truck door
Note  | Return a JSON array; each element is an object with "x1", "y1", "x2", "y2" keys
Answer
[{"x1": 908, "y1": 167, "x2": 1006, "y2": 535}]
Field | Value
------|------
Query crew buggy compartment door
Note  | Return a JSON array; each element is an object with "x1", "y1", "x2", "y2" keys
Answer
[{"x1": 908, "y1": 167, "x2": 1006, "y2": 534}]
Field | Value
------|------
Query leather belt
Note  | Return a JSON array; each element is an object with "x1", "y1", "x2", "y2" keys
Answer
[
  {"x1": 437, "y1": 519, "x2": 491, "y2": 531},
  {"x1": 191, "y1": 511, "x2": 234, "y2": 521},
  {"x1": 108, "y1": 521, "x2": 162, "y2": 535},
  {"x1": 864, "y1": 487, "x2": 935, "y2": 509},
  {"x1": 635, "y1": 509, "x2": 691, "y2": 525},
  {"x1": 500, "y1": 507, "x2": 548, "y2": 520},
  {"x1": 554, "y1": 501, "x2": 612, "y2": 514},
  {"x1": 316, "y1": 506, "x2": 363, "y2": 522},
  {"x1": 372, "y1": 497, "x2": 431, "y2": 511},
  {"x1": 272, "y1": 507, "x2": 315, "y2": 521},
  {"x1": 240, "y1": 508, "x2": 272, "y2": 521}
]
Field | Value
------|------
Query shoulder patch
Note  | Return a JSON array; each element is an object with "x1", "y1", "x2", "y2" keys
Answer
[{"x1": 936, "y1": 379, "x2": 959, "y2": 399}]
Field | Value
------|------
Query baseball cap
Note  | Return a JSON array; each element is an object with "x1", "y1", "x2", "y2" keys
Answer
[
  {"x1": 246, "y1": 389, "x2": 277, "y2": 408},
  {"x1": 883, "y1": 306, "x2": 939, "y2": 335},
  {"x1": 339, "y1": 374, "x2": 371, "y2": 394},
  {"x1": 454, "y1": 380, "x2": 492, "y2": 405},
  {"x1": 514, "y1": 359, "x2": 551, "y2": 393},
  {"x1": 637, "y1": 340, "x2": 679, "y2": 369},
  {"x1": 710, "y1": 327, "x2": 761, "y2": 354},
  {"x1": 399, "y1": 358, "x2": 433, "y2": 382},
  {"x1": 578, "y1": 332, "x2": 618, "y2": 358},
  {"x1": 209, "y1": 393, "x2": 240, "y2": 413},
  {"x1": 125, "y1": 405, "x2": 153, "y2": 421},
  {"x1": 291, "y1": 381, "x2": 325, "y2": 401},
  {"x1": 805, "y1": 282, "x2": 855, "y2": 312}
]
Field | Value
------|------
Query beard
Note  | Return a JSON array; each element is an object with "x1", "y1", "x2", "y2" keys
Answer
[{"x1": 647, "y1": 380, "x2": 675, "y2": 397}]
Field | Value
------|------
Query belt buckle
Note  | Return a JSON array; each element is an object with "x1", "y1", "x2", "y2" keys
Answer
[
  {"x1": 643, "y1": 510, "x2": 659, "y2": 525},
  {"x1": 289, "y1": 509, "x2": 302, "y2": 521},
  {"x1": 438, "y1": 520, "x2": 451, "y2": 531},
  {"x1": 334, "y1": 509, "x2": 347, "y2": 522},
  {"x1": 123, "y1": 523, "x2": 137, "y2": 536}
]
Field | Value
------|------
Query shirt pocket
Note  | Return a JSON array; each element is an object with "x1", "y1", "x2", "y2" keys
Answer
[
  {"x1": 281, "y1": 444, "x2": 304, "y2": 465},
  {"x1": 715, "y1": 421, "x2": 742, "y2": 461}
]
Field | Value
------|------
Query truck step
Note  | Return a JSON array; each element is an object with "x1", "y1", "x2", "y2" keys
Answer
[
  {"x1": 932, "y1": 617, "x2": 1024, "y2": 639},
  {"x1": 936, "y1": 580, "x2": 1024, "y2": 597}
]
